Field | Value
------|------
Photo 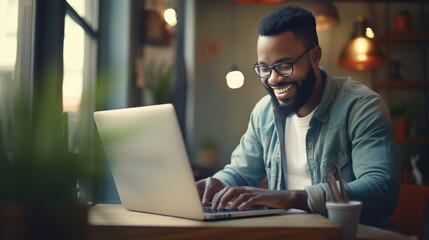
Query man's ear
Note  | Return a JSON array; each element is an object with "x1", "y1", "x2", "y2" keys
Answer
[{"x1": 310, "y1": 45, "x2": 322, "y2": 65}]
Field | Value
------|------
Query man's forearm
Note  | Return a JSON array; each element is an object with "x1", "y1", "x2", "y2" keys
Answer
[{"x1": 289, "y1": 190, "x2": 311, "y2": 212}]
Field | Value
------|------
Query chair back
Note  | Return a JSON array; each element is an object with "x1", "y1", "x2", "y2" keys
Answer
[{"x1": 390, "y1": 184, "x2": 429, "y2": 240}]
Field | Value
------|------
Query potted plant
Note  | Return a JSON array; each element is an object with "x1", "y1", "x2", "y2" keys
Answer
[
  {"x1": 0, "y1": 76, "x2": 89, "y2": 239},
  {"x1": 390, "y1": 98, "x2": 408, "y2": 139},
  {"x1": 394, "y1": 10, "x2": 411, "y2": 31},
  {"x1": 196, "y1": 137, "x2": 220, "y2": 171},
  {"x1": 390, "y1": 98, "x2": 417, "y2": 140},
  {"x1": 145, "y1": 61, "x2": 175, "y2": 104}
]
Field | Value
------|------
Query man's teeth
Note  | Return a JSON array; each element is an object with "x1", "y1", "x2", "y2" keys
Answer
[{"x1": 274, "y1": 85, "x2": 293, "y2": 94}]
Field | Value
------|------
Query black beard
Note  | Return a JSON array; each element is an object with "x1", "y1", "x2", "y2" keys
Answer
[{"x1": 263, "y1": 66, "x2": 317, "y2": 117}]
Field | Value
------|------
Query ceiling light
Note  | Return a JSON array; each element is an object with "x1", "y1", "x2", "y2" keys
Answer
[
  {"x1": 225, "y1": 3, "x2": 244, "y2": 89},
  {"x1": 163, "y1": 8, "x2": 177, "y2": 27},
  {"x1": 339, "y1": 16, "x2": 386, "y2": 71},
  {"x1": 305, "y1": 0, "x2": 340, "y2": 31},
  {"x1": 226, "y1": 70, "x2": 244, "y2": 89}
]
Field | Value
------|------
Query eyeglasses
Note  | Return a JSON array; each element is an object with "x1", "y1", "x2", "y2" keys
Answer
[{"x1": 252, "y1": 46, "x2": 314, "y2": 79}]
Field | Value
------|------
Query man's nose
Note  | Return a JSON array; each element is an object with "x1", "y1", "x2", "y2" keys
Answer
[{"x1": 267, "y1": 69, "x2": 281, "y2": 86}]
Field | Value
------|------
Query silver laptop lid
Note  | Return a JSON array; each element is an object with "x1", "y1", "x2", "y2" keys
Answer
[{"x1": 94, "y1": 104, "x2": 205, "y2": 220}]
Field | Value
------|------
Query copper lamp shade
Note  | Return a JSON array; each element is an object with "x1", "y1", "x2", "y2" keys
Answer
[
  {"x1": 339, "y1": 17, "x2": 386, "y2": 70},
  {"x1": 306, "y1": 0, "x2": 340, "y2": 31}
]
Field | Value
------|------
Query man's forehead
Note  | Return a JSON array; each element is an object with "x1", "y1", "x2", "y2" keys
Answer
[
  {"x1": 257, "y1": 32, "x2": 303, "y2": 48},
  {"x1": 257, "y1": 32, "x2": 305, "y2": 59}
]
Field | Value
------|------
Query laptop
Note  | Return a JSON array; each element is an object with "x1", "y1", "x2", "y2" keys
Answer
[{"x1": 93, "y1": 104, "x2": 285, "y2": 220}]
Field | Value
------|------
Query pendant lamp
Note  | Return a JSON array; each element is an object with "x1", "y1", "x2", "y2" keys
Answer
[
  {"x1": 339, "y1": 16, "x2": 386, "y2": 71},
  {"x1": 305, "y1": 0, "x2": 340, "y2": 32},
  {"x1": 226, "y1": 68, "x2": 245, "y2": 89},
  {"x1": 232, "y1": 0, "x2": 284, "y2": 4},
  {"x1": 226, "y1": 2, "x2": 244, "y2": 89}
]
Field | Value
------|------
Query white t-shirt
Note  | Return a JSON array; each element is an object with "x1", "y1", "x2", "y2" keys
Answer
[{"x1": 285, "y1": 108, "x2": 317, "y2": 190}]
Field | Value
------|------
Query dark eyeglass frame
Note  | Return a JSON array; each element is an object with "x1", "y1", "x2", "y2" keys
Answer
[{"x1": 252, "y1": 46, "x2": 314, "y2": 79}]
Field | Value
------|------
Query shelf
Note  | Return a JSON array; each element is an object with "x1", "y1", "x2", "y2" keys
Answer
[
  {"x1": 375, "y1": 78, "x2": 429, "y2": 91},
  {"x1": 377, "y1": 29, "x2": 429, "y2": 45},
  {"x1": 396, "y1": 137, "x2": 429, "y2": 144}
]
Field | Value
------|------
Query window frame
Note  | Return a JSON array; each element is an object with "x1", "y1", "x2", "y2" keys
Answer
[
  {"x1": 16, "y1": 0, "x2": 99, "y2": 203},
  {"x1": 63, "y1": 0, "x2": 99, "y2": 202}
]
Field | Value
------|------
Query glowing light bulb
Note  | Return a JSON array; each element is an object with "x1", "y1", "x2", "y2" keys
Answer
[
  {"x1": 226, "y1": 70, "x2": 244, "y2": 89},
  {"x1": 164, "y1": 8, "x2": 177, "y2": 27},
  {"x1": 365, "y1": 27, "x2": 375, "y2": 39}
]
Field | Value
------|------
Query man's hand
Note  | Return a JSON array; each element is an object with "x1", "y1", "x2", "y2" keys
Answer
[
  {"x1": 196, "y1": 177, "x2": 225, "y2": 205},
  {"x1": 211, "y1": 186, "x2": 310, "y2": 212}
]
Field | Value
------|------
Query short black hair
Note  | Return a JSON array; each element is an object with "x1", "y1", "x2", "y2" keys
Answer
[{"x1": 258, "y1": 5, "x2": 319, "y2": 48}]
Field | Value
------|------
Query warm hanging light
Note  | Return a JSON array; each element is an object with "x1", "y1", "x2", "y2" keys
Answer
[
  {"x1": 339, "y1": 16, "x2": 386, "y2": 71},
  {"x1": 225, "y1": 2, "x2": 244, "y2": 89},
  {"x1": 163, "y1": 8, "x2": 177, "y2": 27},
  {"x1": 226, "y1": 70, "x2": 245, "y2": 89},
  {"x1": 232, "y1": 0, "x2": 284, "y2": 4},
  {"x1": 305, "y1": 0, "x2": 340, "y2": 32}
]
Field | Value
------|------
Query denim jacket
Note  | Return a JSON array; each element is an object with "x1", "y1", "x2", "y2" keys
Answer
[{"x1": 213, "y1": 67, "x2": 400, "y2": 225}]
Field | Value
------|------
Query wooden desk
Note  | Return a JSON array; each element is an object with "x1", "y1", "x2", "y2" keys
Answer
[
  {"x1": 89, "y1": 204, "x2": 339, "y2": 240},
  {"x1": 89, "y1": 204, "x2": 415, "y2": 240}
]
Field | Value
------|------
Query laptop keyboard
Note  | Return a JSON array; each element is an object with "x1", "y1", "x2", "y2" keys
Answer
[{"x1": 202, "y1": 204, "x2": 269, "y2": 213}]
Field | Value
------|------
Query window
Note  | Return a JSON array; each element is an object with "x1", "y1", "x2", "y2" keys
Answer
[
  {"x1": 0, "y1": 0, "x2": 99, "y2": 203},
  {"x1": 0, "y1": 0, "x2": 18, "y2": 69},
  {"x1": 0, "y1": 0, "x2": 18, "y2": 125},
  {"x1": 63, "y1": 15, "x2": 85, "y2": 112},
  {"x1": 64, "y1": 0, "x2": 99, "y2": 201},
  {"x1": 63, "y1": 0, "x2": 98, "y2": 112}
]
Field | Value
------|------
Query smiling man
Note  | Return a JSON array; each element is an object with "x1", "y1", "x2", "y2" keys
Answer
[{"x1": 196, "y1": 5, "x2": 400, "y2": 229}]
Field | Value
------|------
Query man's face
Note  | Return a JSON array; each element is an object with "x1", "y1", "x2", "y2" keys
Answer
[{"x1": 256, "y1": 31, "x2": 316, "y2": 114}]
